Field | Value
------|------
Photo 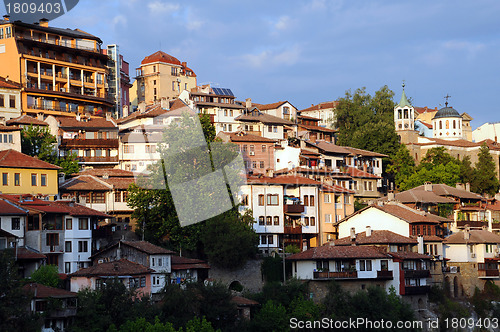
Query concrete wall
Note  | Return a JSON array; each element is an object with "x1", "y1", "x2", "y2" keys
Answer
[
  {"x1": 208, "y1": 258, "x2": 264, "y2": 293},
  {"x1": 338, "y1": 208, "x2": 410, "y2": 238}
]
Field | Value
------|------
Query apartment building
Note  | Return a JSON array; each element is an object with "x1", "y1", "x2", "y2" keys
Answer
[
  {"x1": 255, "y1": 101, "x2": 298, "y2": 121},
  {"x1": 298, "y1": 101, "x2": 338, "y2": 128},
  {"x1": 135, "y1": 51, "x2": 197, "y2": 104},
  {"x1": 0, "y1": 17, "x2": 112, "y2": 117},
  {"x1": 103, "y1": 45, "x2": 131, "y2": 118}
]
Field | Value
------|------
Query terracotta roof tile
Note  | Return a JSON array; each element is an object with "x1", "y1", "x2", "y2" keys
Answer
[
  {"x1": 0, "y1": 77, "x2": 21, "y2": 89},
  {"x1": 0, "y1": 125, "x2": 21, "y2": 132},
  {"x1": 57, "y1": 116, "x2": 117, "y2": 129},
  {"x1": 411, "y1": 184, "x2": 484, "y2": 200},
  {"x1": 61, "y1": 175, "x2": 112, "y2": 191},
  {"x1": 122, "y1": 241, "x2": 176, "y2": 255},
  {"x1": 378, "y1": 188, "x2": 456, "y2": 204},
  {"x1": 220, "y1": 131, "x2": 276, "y2": 143},
  {"x1": 23, "y1": 283, "x2": 77, "y2": 299},
  {"x1": 287, "y1": 245, "x2": 388, "y2": 261},
  {"x1": 444, "y1": 230, "x2": 500, "y2": 244},
  {"x1": 171, "y1": 255, "x2": 210, "y2": 270},
  {"x1": 16, "y1": 247, "x2": 46, "y2": 260},
  {"x1": 343, "y1": 146, "x2": 387, "y2": 158},
  {"x1": 235, "y1": 110, "x2": 294, "y2": 125},
  {"x1": 305, "y1": 141, "x2": 351, "y2": 155},
  {"x1": 299, "y1": 101, "x2": 338, "y2": 113},
  {"x1": 334, "y1": 230, "x2": 417, "y2": 246},
  {"x1": 0, "y1": 198, "x2": 27, "y2": 215},
  {"x1": 0, "y1": 149, "x2": 61, "y2": 170},
  {"x1": 141, "y1": 51, "x2": 181, "y2": 66},
  {"x1": 256, "y1": 101, "x2": 289, "y2": 111},
  {"x1": 231, "y1": 296, "x2": 259, "y2": 306},
  {"x1": 7, "y1": 115, "x2": 48, "y2": 126},
  {"x1": 78, "y1": 168, "x2": 135, "y2": 178},
  {"x1": 298, "y1": 123, "x2": 336, "y2": 133},
  {"x1": 70, "y1": 259, "x2": 153, "y2": 277},
  {"x1": 387, "y1": 251, "x2": 433, "y2": 260},
  {"x1": 376, "y1": 204, "x2": 441, "y2": 224}
]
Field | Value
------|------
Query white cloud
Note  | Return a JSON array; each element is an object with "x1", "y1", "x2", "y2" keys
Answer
[
  {"x1": 147, "y1": 1, "x2": 180, "y2": 15},
  {"x1": 239, "y1": 45, "x2": 302, "y2": 68},
  {"x1": 112, "y1": 15, "x2": 127, "y2": 27},
  {"x1": 275, "y1": 16, "x2": 291, "y2": 31}
]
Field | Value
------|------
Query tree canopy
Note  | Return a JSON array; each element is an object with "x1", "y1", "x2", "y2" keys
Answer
[{"x1": 471, "y1": 143, "x2": 500, "y2": 196}]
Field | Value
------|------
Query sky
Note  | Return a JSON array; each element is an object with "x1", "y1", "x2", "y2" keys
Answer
[{"x1": 3, "y1": 0, "x2": 500, "y2": 129}]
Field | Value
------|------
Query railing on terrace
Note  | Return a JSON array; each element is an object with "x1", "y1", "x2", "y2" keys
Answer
[{"x1": 313, "y1": 271, "x2": 358, "y2": 279}]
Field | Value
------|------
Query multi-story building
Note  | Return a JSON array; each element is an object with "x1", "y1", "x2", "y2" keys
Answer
[
  {"x1": 46, "y1": 113, "x2": 119, "y2": 168},
  {"x1": 135, "y1": 51, "x2": 197, "y2": 104},
  {"x1": 0, "y1": 76, "x2": 21, "y2": 120},
  {"x1": 104, "y1": 45, "x2": 131, "y2": 118},
  {"x1": 318, "y1": 183, "x2": 355, "y2": 244},
  {"x1": 296, "y1": 115, "x2": 335, "y2": 143},
  {"x1": 235, "y1": 106, "x2": 294, "y2": 141},
  {"x1": 0, "y1": 17, "x2": 113, "y2": 117},
  {"x1": 0, "y1": 123, "x2": 21, "y2": 151},
  {"x1": 255, "y1": 101, "x2": 298, "y2": 121},
  {"x1": 0, "y1": 149, "x2": 60, "y2": 197},
  {"x1": 298, "y1": 101, "x2": 338, "y2": 128}
]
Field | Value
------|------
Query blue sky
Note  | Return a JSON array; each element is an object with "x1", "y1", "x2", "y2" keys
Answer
[{"x1": 5, "y1": 0, "x2": 500, "y2": 128}]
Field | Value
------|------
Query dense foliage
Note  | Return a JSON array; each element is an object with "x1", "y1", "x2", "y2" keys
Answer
[{"x1": 30, "y1": 264, "x2": 61, "y2": 288}]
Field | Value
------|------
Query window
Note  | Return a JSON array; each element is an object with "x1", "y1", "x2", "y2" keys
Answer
[
  {"x1": 145, "y1": 145, "x2": 156, "y2": 153},
  {"x1": 122, "y1": 191, "x2": 128, "y2": 202},
  {"x1": 324, "y1": 194, "x2": 331, "y2": 203},
  {"x1": 325, "y1": 214, "x2": 332, "y2": 223},
  {"x1": 224, "y1": 109, "x2": 228, "y2": 116},
  {"x1": 123, "y1": 145, "x2": 134, "y2": 154},
  {"x1": 303, "y1": 195, "x2": 309, "y2": 206},
  {"x1": 304, "y1": 217, "x2": 309, "y2": 226},
  {"x1": 65, "y1": 241, "x2": 72, "y2": 252},
  {"x1": 252, "y1": 161, "x2": 257, "y2": 168},
  {"x1": 115, "y1": 191, "x2": 122, "y2": 202},
  {"x1": 273, "y1": 216, "x2": 279, "y2": 226},
  {"x1": 310, "y1": 195, "x2": 315, "y2": 206},
  {"x1": 11, "y1": 218, "x2": 20, "y2": 230},
  {"x1": 268, "y1": 235, "x2": 274, "y2": 244},
  {"x1": 78, "y1": 241, "x2": 88, "y2": 252},
  {"x1": 249, "y1": 145, "x2": 254, "y2": 152},
  {"x1": 359, "y1": 260, "x2": 372, "y2": 271},
  {"x1": 78, "y1": 218, "x2": 88, "y2": 230},
  {"x1": 158, "y1": 257, "x2": 162, "y2": 266},
  {"x1": 28, "y1": 215, "x2": 40, "y2": 230},
  {"x1": 316, "y1": 260, "x2": 329, "y2": 271},
  {"x1": 344, "y1": 195, "x2": 350, "y2": 204},
  {"x1": 268, "y1": 125, "x2": 272, "y2": 133},
  {"x1": 0, "y1": 28, "x2": 3, "y2": 39},
  {"x1": 261, "y1": 235, "x2": 267, "y2": 245},
  {"x1": 258, "y1": 194, "x2": 264, "y2": 206},
  {"x1": 14, "y1": 173, "x2": 20, "y2": 186},
  {"x1": 91, "y1": 192, "x2": 105, "y2": 204},
  {"x1": 66, "y1": 218, "x2": 72, "y2": 230},
  {"x1": 260, "y1": 161, "x2": 265, "y2": 168},
  {"x1": 259, "y1": 216, "x2": 264, "y2": 225},
  {"x1": 266, "y1": 216, "x2": 272, "y2": 225},
  {"x1": 46, "y1": 233, "x2": 59, "y2": 246},
  {"x1": 310, "y1": 217, "x2": 316, "y2": 226},
  {"x1": 241, "y1": 194, "x2": 248, "y2": 206},
  {"x1": 5, "y1": 27, "x2": 11, "y2": 38},
  {"x1": 2, "y1": 173, "x2": 7, "y2": 186},
  {"x1": 0, "y1": 95, "x2": 3, "y2": 107},
  {"x1": 381, "y1": 260, "x2": 388, "y2": 271},
  {"x1": 9, "y1": 95, "x2": 15, "y2": 108},
  {"x1": 140, "y1": 277, "x2": 146, "y2": 288},
  {"x1": 273, "y1": 126, "x2": 278, "y2": 133},
  {"x1": 242, "y1": 145, "x2": 248, "y2": 152},
  {"x1": 39, "y1": 174, "x2": 47, "y2": 186},
  {"x1": 65, "y1": 262, "x2": 71, "y2": 274},
  {"x1": 172, "y1": 81, "x2": 176, "y2": 91},
  {"x1": 267, "y1": 194, "x2": 279, "y2": 205},
  {"x1": 262, "y1": 145, "x2": 266, "y2": 152},
  {"x1": 31, "y1": 173, "x2": 37, "y2": 186}
]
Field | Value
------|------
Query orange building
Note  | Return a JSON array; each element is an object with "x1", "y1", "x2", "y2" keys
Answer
[{"x1": 0, "y1": 17, "x2": 113, "y2": 118}]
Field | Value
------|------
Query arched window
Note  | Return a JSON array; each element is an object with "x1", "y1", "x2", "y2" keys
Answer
[
  {"x1": 446, "y1": 120, "x2": 449, "y2": 129},
  {"x1": 439, "y1": 121, "x2": 442, "y2": 130},
  {"x1": 404, "y1": 109, "x2": 408, "y2": 119},
  {"x1": 453, "y1": 120, "x2": 456, "y2": 129},
  {"x1": 398, "y1": 109, "x2": 402, "y2": 119}
]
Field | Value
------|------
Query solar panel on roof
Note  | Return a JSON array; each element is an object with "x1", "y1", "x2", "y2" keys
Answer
[{"x1": 212, "y1": 87, "x2": 234, "y2": 97}]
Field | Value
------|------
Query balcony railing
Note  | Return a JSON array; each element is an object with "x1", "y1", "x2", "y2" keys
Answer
[
  {"x1": 76, "y1": 156, "x2": 119, "y2": 163},
  {"x1": 456, "y1": 220, "x2": 487, "y2": 228},
  {"x1": 377, "y1": 270, "x2": 394, "y2": 279},
  {"x1": 404, "y1": 285, "x2": 431, "y2": 295},
  {"x1": 284, "y1": 204, "x2": 305, "y2": 214},
  {"x1": 478, "y1": 269, "x2": 500, "y2": 278},
  {"x1": 17, "y1": 35, "x2": 100, "y2": 53},
  {"x1": 284, "y1": 226, "x2": 302, "y2": 234},
  {"x1": 313, "y1": 271, "x2": 358, "y2": 279},
  {"x1": 403, "y1": 269, "x2": 431, "y2": 279}
]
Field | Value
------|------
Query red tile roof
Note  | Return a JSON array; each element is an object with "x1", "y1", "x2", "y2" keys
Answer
[
  {"x1": 60, "y1": 175, "x2": 112, "y2": 191},
  {"x1": 0, "y1": 77, "x2": 21, "y2": 89},
  {"x1": 378, "y1": 188, "x2": 456, "y2": 204},
  {"x1": 334, "y1": 230, "x2": 417, "y2": 246},
  {"x1": 231, "y1": 296, "x2": 259, "y2": 306},
  {"x1": 171, "y1": 255, "x2": 210, "y2": 270},
  {"x1": 409, "y1": 138, "x2": 500, "y2": 151},
  {"x1": 343, "y1": 146, "x2": 387, "y2": 158},
  {"x1": 444, "y1": 230, "x2": 500, "y2": 244},
  {"x1": 23, "y1": 283, "x2": 77, "y2": 299},
  {"x1": 411, "y1": 184, "x2": 484, "y2": 200},
  {"x1": 287, "y1": 245, "x2": 388, "y2": 261},
  {"x1": 0, "y1": 198, "x2": 27, "y2": 215},
  {"x1": 306, "y1": 141, "x2": 351, "y2": 155},
  {"x1": 0, "y1": 125, "x2": 21, "y2": 132},
  {"x1": 299, "y1": 101, "x2": 338, "y2": 113},
  {"x1": 387, "y1": 251, "x2": 433, "y2": 260},
  {"x1": 70, "y1": 259, "x2": 153, "y2": 277},
  {"x1": 141, "y1": 51, "x2": 181, "y2": 66},
  {"x1": 221, "y1": 131, "x2": 276, "y2": 143},
  {"x1": 78, "y1": 168, "x2": 135, "y2": 178},
  {"x1": 16, "y1": 247, "x2": 46, "y2": 260},
  {"x1": 256, "y1": 101, "x2": 291, "y2": 111},
  {"x1": 298, "y1": 123, "x2": 336, "y2": 133},
  {"x1": 7, "y1": 115, "x2": 48, "y2": 126},
  {"x1": 57, "y1": 116, "x2": 117, "y2": 129},
  {"x1": 376, "y1": 204, "x2": 441, "y2": 224},
  {"x1": 0, "y1": 149, "x2": 61, "y2": 170},
  {"x1": 235, "y1": 110, "x2": 294, "y2": 125},
  {"x1": 122, "y1": 241, "x2": 176, "y2": 255}
]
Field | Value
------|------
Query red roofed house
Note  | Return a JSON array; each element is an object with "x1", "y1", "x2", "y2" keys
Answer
[
  {"x1": 171, "y1": 255, "x2": 210, "y2": 285},
  {"x1": 254, "y1": 100, "x2": 297, "y2": 122},
  {"x1": 0, "y1": 76, "x2": 22, "y2": 120},
  {"x1": 298, "y1": 101, "x2": 338, "y2": 128},
  {"x1": 69, "y1": 259, "x2": 153, "y2": 297},
  {"x1": 135, "y1": 51, "x2": 197, "y2": 104},
  {"x1": 24, "y1": 283, "x2": 78, "y2": 332},
  {"x1": 45, "y1": 114, "x2": 119, "y2": 169}
]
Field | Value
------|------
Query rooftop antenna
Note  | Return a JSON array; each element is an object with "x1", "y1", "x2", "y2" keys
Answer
[{"x1": 444, "y1": 94, "x2": 451, "y2": 107}]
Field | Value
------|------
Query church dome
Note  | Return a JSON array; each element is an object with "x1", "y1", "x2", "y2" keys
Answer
[{"x1": 433, "y1": 106, "x2": 461, "y2": 119}]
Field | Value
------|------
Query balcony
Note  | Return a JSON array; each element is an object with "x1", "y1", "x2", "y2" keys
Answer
[
  {"x1": 50, "y1": 308, "x2": 77, "y2": 318},
  {"x1": 284, "y1": 225, "x2": 302, "y2": 234},
  {"x1": 77, "y1": 156, "x2": 119, "y2": 164},
  {"x1": 60, "y1": 139, "x2": 119, "y2": 149},
  {"x1": 456, "y1": 220, "x2": 487, "y2": 228},
  {"x1": 17, "y1": 35, "x2": 101, "y2": 53},
  {"x1": 24, "y1": 84, "x2": 114, "y2": 105},
  {"x1": 284, "y1": 204, "x2": 305, "y2": 214},
  {"x1": 403, "y1": 269, "x2": 431, "y2": 279},
  {"x1": 478, "y1": 263, "x2": 499, "y2": 278},
  {"x1": 377, "y1": 270, "x2": 394, "y2": 279},
  {"x1": 404, "y1": 285, "x2": 431, "y2": 295},
  {"x1": 314, "y1": 271, "x2": 358, "y2": 280}
]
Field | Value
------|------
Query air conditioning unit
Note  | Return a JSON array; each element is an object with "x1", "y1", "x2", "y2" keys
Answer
[
  {"x1": 249, "y1": 152, "x2": 255, "y2": 156},
  {"x1": 449, "y1": 266, "x2": 458, "y2": 273},
  {"x1": 495, "y1": 248, "x2": 500, "y2": 254}
]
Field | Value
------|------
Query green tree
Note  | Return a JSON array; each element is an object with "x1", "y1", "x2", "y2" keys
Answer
[
  {"x1": 387, "y1": 144, "x2": 415, "y2": 189},
  {"x1": 471, "y1": 143, "x2": 500, "y2": 196},
  {"x1": 21, "y1": 125, "x2": 57, "y2": 163},
  {"x1": 335, "y1": 86, "x2": 399, "y2": 157},
  {"x1": 459, "y1": 155, "x2": 475, "y2": 185},
  {"x1": 199, "y1": 113, "x2": 216, "y2": 143},
  {"x1": 30, "y1": 264, "x2": 60, "y2": 288},
  {"x1": 58, "y1": 152, "x2": 81, "y2": 175},
  {"x1": 192, "y1": 282, "x2": 238, "y2": 330},
  {"x1": 251, "y1": 300, "x2": 289, "y2": 332},
  {"x1": 160, "y1": 284, "x2": 197, "y2": 329},
  {"x1": 201, "y1": 209, "x2": 258, "y2": 269},
  {"x1": 0, "y1": 250, "x2": 40, "y2": 332}
]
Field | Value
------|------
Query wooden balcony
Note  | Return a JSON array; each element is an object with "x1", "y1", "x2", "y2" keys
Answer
[
  {"x1": 313, "y1": 271, "x2": 358, "y2": 279},
  {"x1": 60, "y1": 138, "x2": 119, "y2": 148},
  {"x1": 404, "y1": 285, "x2": 431, "y2": 295},
  {"x1": 403, "y1": 269, "x2": 431, "y2": 279},
  {"x1": 284, "y1": 204, "x2": 305, "y2": 214},
  {"x1": 478, "y1": 269, "x2": 500, "y2": 278},
  {"x1": 77, "y1": 156, "x2": 119, "y2": 164},
  {"x1": 456, "y1": 220, "x2": 488, "y2": 228},
  {"x1": 284, "y1": 226, "x2": 302, "y2": 234}
]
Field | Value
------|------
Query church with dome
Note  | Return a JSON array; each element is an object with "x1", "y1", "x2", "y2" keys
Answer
[{"x1": 393, "y1": 85, "x2": 500, "y2": 182}]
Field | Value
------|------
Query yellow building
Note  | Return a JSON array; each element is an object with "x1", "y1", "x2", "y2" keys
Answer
[
  {"x1": 318, "y1": 184, "x2": 355, "y2": 245},
  {"x1": 135, "y1": 51, "x2": 197, "y2": 104},
  {"x1": 0, "y1": 17, "x2": 113, "y2": 118},
  {"x1": 0, "y1": 149, "x2": 60, "y2": 198}
]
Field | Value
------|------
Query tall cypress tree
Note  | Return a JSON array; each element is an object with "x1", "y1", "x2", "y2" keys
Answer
[{"x1": 472, "y1": 143, "x2": 500, "y2": 196}]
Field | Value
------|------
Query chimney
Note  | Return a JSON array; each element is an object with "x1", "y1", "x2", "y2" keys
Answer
[
  {"x1": 464, "y1": 226, "x2": 470, "y2": 241},
  {"x1": 417, "y1": 236, "x2": 424, "y2": 254},
  {"x1": 266, "y1": 168, "x2": 274, "y2": 178},
  {"x1": 456, "y1": 183, "x2": 464, "y2": 191},
  {"x1": 138, "y1": 101, "x2": 146, "y2": 113},
  {"x1": 424, "y1": 182, "x2": 432, "y2": 192},
  {"x1": 39, "y1": 18, "x2": 49, "y2": 28},
  {"x1": 366, "y1": 226, "x2": 372, "y2": 237},
  {"x1": 160, "y1": 97, "x2": 169, "y2": 110},
  {"x1": 37, "y1": 113, "x2": 44, "y2": 121},
  {"x1": 116, "y1": 241, "x2": 121, "y2": 260},
  {"x1": 76, "y1": 113, "x2": 81, "y2": 122},
  {"x1": 105, "y1": 112, "x2": 112, "y2": 121},
  {"x1": 388, "y1": 192, "x2": 395, "y2": 201},
  {"x1": 3, "y1": 15, "x2": 10, "y2": 22},
  {"x1": 363, "y1": 163, "x2": 367, "y2": 172},
  {"x1": 350, "y1": 227, "x2": 356, "y2": 240},
  {"x1": 0, "y1": 117, "x2": 5, "y2": 126},
  {"x1": 245, "y1": 98, "x2": 252, "y2": 109},
  {"x1": 122, "y1": 105, "x2": 129, "y2": 118},
  {"x1": 181, "y1": 61, "x2": 187, "y2": 68},
  {"x1": 465, "y1": 183, "x2": 470, "y2": 192}
]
